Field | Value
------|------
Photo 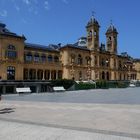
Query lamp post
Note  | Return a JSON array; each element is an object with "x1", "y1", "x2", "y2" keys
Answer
[{"x1": 105, "y1": 60, "x2": 109, "y2": 67}]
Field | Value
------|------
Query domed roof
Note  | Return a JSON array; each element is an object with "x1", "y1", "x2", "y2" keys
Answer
[
  {"x1": 0, "y1": 22, "x2": 6, "y2": 28},
  {"x1": 86, "y1": 16, "x2": 100, "y2": 28},
  {"x1": 106, "y1": 25, "x2": 118, "y2": 34}
]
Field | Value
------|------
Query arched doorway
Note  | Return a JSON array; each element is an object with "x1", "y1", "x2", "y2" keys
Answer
[
  {"x1": 7, "y1": 66, "x2": 15, "y2": 80},
  {"x1": 102, "y1": 71, "x2": 105, "y2": 80},
  {"x1": 106, "y1": 72, "x2": 109, "y2": 81}
]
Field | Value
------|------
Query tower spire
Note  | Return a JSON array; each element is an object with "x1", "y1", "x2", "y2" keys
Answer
[
  {"x1": 110, "y1": 19, "x2": 113, "y2": 26},
  {"x1": 91, "y1": 11, "x2": 95, "y2": 20}
]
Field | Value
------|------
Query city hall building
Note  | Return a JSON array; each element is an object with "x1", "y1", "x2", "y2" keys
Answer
[{"x1": 0, "y1": 16, "x2": 139, "y2": 93}]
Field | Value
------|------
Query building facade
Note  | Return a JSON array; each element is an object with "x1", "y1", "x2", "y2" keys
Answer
[{"x1": 0, "y1": 16, "x2": 139, "y2": 93}]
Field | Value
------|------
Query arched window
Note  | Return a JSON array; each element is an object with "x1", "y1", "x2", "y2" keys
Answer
[
  {"x1": 41, "y1": 54, "x2": 46, "y2": 62},
  {"x1": 71, "y1": 54, "x2": 75, "y2": 63},
  {"x1": 108, "y1": 36, "x2": 112, "y2": 41},
  {"x1": 102, "y1": 71, "x2": 105, "y2": 80},
  {"x1": 119, "y1": 60, "x2": 122, "y2": 69},
  {"x1": 34, "y1": 53, "x2": 40, "y2": 62},
  {"x1": 94, "y1": 31, "x2": 97, "y2": 39},
  {"x1": 8, "y1": 45, "x2": 16, "y2": 50},
  {"x1": 7, "y1": 66, "x2": 15, "y2": 80},
  {"x1": 54, "y1": 56, "x2": 59, "y2": 62},
  {"x1": 95, "y1": 56, "x2": 97, "y2": 66},
  {"x1": 25, "y1": 52, "x2": 32, "y2": 61},
  {"x1": 89, "y1": 30, "x2": 92, "y2": 37},
  {"x1": 6, "y1": 45, "x2": 17, "y2": 59},
  {"x1": 78, "y1": 54, "x2": 83, "y2": 65},
  {"x1": 48, "y1": 55, "x2": 53, "y2": 62},
  {"x1": 106, "y1": 72, "x2": 109, "y2": 80},
  {"x1": 114, "y1": 59, "x2": 116, "y2": 68},
  {"x1": 101, "y1": 58, "x2": 105, "y2": 66},
  {"x1": 85, "y1": 56, "x2": 91, "y2": 65}
]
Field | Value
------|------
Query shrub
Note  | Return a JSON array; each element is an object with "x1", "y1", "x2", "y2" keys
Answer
[
  {"x1": 116, "y1": 81, "x2": 128, "y2": 88},
  {"x1": 75, "y1": 82, "x2": 96, "y2": 90},
  {"x1": 96, "y1": 80, "x2": 109, "y2": 89},
  {"x1": 51, "y1": 79, "x2": 75, "y2": 90}
]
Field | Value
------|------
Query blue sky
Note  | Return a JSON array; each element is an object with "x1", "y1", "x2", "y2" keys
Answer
[{"x1": 0, "y1": 0, "x2": 140, "y2": 58}]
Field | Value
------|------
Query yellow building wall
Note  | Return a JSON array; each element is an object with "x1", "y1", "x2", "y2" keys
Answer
[
  {"x1": 0, "y1": 36, "x2": 25, "y2": 80},
  {"x1": 134, "y1": 62, "x2": 140, "y2": 80}
]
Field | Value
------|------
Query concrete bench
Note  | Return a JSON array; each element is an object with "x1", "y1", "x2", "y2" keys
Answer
[
  {"x1": 16, "y1": 87, "x2": 31, "y2": 94},
  {"x1": 53, "y1": 86, "x2": 65, "y2": 92}
]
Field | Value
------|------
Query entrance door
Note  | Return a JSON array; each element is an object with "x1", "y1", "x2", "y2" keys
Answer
[{"x1": 7, "y1": 66, "x2": 15, "y2": 80}]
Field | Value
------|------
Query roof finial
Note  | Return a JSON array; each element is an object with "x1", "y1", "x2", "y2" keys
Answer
[
  {"x1": 92, "y1": 11, "x2": 95, "y2": 20},
  {"x1": 110, "y1": 19, "x2": 113, "y2": 26}
]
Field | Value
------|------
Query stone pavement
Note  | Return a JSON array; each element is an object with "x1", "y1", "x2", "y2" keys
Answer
[
  {"x1": 0, "y1": 120, "x2": 139, "y2": 140},
  {"x1": 0, "y1": 100, "x2": 140, "y2": 140}
]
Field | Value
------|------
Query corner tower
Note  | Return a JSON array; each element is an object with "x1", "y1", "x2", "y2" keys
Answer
[
  {"x1": 86, "y1": 15, "x2": 100, "y2": 51},
  {"x1": 106, "y1": 23, "x2": 118, "y2": 54}
]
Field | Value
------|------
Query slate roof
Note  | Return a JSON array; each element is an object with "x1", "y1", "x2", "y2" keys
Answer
[
  {"x1": 86, "y1": 17, "x2": 100, "y2": 28},
  {"x1": 133, "y1": 59, "x2": 140, "y2": 62},
  {"x1": 60, "y1": 43, "x2": 90, "y2": 51},
  {"x1": 25, "y1": 43, "x2": 60, "y2": 52},
  {"x1": 0, "y1": 22, "x2": 25, "y2": 39},
  {"x1": 106, "y1": 25, "x2": 118, "y2": 34}
]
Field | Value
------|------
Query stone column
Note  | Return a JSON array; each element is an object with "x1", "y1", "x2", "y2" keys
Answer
[
  {"x1": 42, "y1": 70, "x2": 45, "y2": 80},
  {"x1": 27, "y1": 69, "x2": 30, "y2": 80},
  {"x1": 56, "y1": 70, "x2": 58, "y2": 80},
  {"x1": 36, "y1": 69, "x2": 38, "y2": 80},
  {"x1": 49, "y1": 70, "x2": 52, "y2": 80},
  {"x1": 110, "y1": 57, "x2": 114, "y2": 69},
  {"x1": 97, "y1": 55, "x2": 100, "y2": 67},
  {"x1": 91, "y1": 55, "x2": 94, "y2": 67},
  {"x1": 91, "y1": 70, "x2": 95, "y2": 80}
]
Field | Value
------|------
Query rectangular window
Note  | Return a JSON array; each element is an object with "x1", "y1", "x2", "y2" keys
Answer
[
  {"x1": 41, "y1": 56, "x2": 46, "y2": 62},
  {"x1": 34, "y1": 56, "x2": 40, "y2": 62},
  {"x1": 25, "y1": 55, "x2": 32, "y2": 61},
  {"x1": 7, "y1": 51, "x2": 17, "y2": 59}
]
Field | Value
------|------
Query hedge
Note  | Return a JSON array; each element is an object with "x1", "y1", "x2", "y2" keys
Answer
[{"x1": 51, "y1": 79, "x2": 75, "y2": 90}]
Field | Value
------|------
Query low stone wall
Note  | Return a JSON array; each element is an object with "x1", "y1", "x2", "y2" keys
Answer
[{"x1": 0, "y1": 80, "x2": 52, "y2": 94}]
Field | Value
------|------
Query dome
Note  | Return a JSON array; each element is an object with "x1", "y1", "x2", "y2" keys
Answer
[
  {"x1": 86, "y1": 17, "x2": 100, "y2": 28},
  {"x1": 0, "y1": 22, "x2": 6, "y2": 28},
  {"x1": 106, "y1": 25, "x2": 118, "y2": 34}
]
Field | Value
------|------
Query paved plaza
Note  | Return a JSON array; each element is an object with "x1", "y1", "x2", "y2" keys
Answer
[{"x1": 0, "y1": 88, "x2": 140, "y2": 140}]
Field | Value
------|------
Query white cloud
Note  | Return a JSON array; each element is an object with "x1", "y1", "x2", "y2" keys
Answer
[
  {"x1": 22, "y1": 0, "x2": 30, "y2": 5},
  {"x1": 0, "y1": 10, "x2": 7, "y2": 17},
  {"x1": 62, "y1": 0, "x2": 68, "y2": 4},
  {"x1": 44, "y1": 0, "x2": 50, "y2": 10},
  {"x1": 21, "y1": 18, "x2": 28, "y2": 24},
  {"x1": 15, "y1": 5, "x2": 20, "y2": 11}
]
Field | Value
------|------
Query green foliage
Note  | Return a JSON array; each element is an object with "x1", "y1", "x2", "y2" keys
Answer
[
  {"x1": 136, "y1": 81, "x2": 140, "y2": 87},
  {"x1": 108, "y1": 81, "x2": 129, "y2": 88},
  {"x1": 96, "y1": 80, "x2": 109, "y2": 89},
  {"x1": 116, "y1": 81, "x2": 128, "y2": 88},
  {"x1": 51, "y1": 79, "x2": 75, "y2": 89},
  {"x1": 75, "y1": 82, "x2": 96, "y2": 90}
]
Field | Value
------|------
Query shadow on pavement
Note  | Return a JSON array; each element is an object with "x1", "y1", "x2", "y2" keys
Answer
[{"x1": 0, "y1": 108, "x2": 15, "y2": 114}]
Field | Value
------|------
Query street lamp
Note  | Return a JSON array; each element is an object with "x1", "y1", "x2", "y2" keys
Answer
[{"x1": 105, "y1": 60, "x2": 109, "y2": 67}]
